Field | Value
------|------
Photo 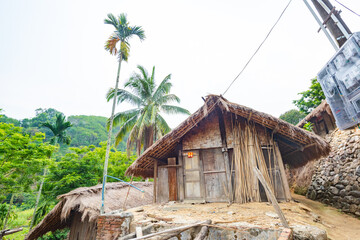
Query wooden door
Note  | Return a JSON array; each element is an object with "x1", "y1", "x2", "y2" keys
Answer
[
  {"x1": 201, "y1": 148, "x2": 228, "y2": 202},
  {"x1": 183, "y1": 150, "x2": 204, "y2": 200}
]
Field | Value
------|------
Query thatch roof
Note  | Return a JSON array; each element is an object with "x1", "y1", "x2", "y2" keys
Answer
[
  {"x1": 25, "y1": 182, "x2": 153, "y2": 240},
  {"x1": 126, "y1": 95, "x2": 331, "y2": 178},
  {"x1": 296, "y1": 100, "x2": 333, "y2": 128}
]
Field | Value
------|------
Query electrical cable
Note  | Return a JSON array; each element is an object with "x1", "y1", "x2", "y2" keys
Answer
[
  {"x1": 335, "y1": 0, "x2": 360, "y2": 17},
  {"x1": 223, "y1": 0, "x2": 293, "y2": 95}
]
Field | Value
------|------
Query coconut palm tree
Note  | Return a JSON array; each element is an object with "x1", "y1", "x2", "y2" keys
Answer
[
  {"x1": 107, "y1": 65, "x2": 190, "y2": 156},
  {"x1": 29, "y1": 113, "x2": 72, "y2": 229},
  {"x1": 102, "y1": 14, "x2": 145, "y2": 194}
]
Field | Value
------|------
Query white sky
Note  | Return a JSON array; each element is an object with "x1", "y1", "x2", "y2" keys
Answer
[{"x1": 1, "y1": 0, "x2": 360, "y2": 128}]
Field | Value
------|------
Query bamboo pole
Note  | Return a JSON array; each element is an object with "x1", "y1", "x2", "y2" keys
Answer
[
  {"x1": 253, "y1": 167, "x2": 289, "y2": 228},
  {"x1": 122, "y1": 174, "x2": 134, "y2": 210}
]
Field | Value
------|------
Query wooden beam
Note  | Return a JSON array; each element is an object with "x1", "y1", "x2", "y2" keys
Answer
[
  {"x1": 153, "y1": 160, "x2": 158, "y2": 204},
  {"x1": 274, "y1": 142, "x2": 291, "y2": 201},
  {"x1": 253, "y1": 167, "x2": 289, "y2": 228},
  {"x1": 283, "y1": 142, "x2": 317, "y2": 158},
  {"x1": 275, "y1": 135, "x2": 303, "y2": 151},
  {"x1": 217, "y1": 108, "x2": 233, "y2": 203}
]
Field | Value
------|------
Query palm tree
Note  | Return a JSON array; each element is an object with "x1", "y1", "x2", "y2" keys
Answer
[
  {"x1": 29, "y1": 113, "x2": 72, "y2": 229},
  {"x1": 107, "y1": 65, "x2": 190, "y2": 156},
  {"x1": 102, "y1": 14, "x2": 145, "y2": 202},
  {"x1": 40, "y1": 113, "x2": 72, "y2": 145}
]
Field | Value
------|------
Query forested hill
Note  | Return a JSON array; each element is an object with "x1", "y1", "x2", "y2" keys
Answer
[
  {"x1": 0, "y1": 108, "x2": 126, "y2": 151},
  {"x1": 67, "y1": 115, "x2": 125, "y2": 150}
]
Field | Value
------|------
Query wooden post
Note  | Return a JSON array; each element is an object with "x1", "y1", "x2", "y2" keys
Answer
[
  {"x1": 168, "y1": 157, "x2": 177, "y2": 201},
  {"x1": 274, "y1": 142, "x2": 292, "y2": 201},
  {"x1": 136, "y1": 227, "x2": 143, "y2": 237},
  {"x1": 253, "y1": 167, "x2": 289, "y2": 228},
  {"x1": 178, "y1": 146, "x2": 185, "y2": 201},
  {"x1": 248, "y1": 130, "x2": 260, "y2": 202},
  {"x1": 217, "y1": 109, "x2": 233, "y2": 203},
  {"x1": 194, "y1": 220, "x2": 212, "y2": 240},
  {"x1": 153, "y1": 160, "x2": 158, "y2": 204}
]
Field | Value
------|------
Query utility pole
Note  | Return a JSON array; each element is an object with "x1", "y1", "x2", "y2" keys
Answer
[{"x1": 310, "y1": 0, "x2": 352, "y2": 47}]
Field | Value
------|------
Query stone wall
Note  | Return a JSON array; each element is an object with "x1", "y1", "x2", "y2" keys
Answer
[{"x1": 306, "y1": 128, "x2": 360, "y2": 217}]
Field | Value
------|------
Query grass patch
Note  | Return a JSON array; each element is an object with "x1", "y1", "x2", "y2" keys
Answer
[
  {"x1": 2, "y1": 208, "x2": 32, "y2": 240},
  {"x1": 294, "y1": 186, "x2": 308, "y2": 196}
]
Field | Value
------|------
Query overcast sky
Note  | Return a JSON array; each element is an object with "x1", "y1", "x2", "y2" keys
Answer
[{"x1": 1, "y1": 0, "x2": 360, "y2": 127}]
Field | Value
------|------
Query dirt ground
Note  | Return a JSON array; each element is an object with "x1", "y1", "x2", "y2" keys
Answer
[
  {"x1": 128, "y1": 194, "x2": 360, "y2": 240},
  {"x1": 292, "y1": 194, "x2": 360, "y2": 240}
]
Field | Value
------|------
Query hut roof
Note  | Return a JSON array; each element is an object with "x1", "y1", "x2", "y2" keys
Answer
[
  {"x1": 25, "y1": 182, "x2": 153, "y2": 240},
  {"x1": 296, "y1": 100, "x2": 332, "y2": 128},
  {"x1": 126, "y1": 95, "x2": 331, "y2": 178}
]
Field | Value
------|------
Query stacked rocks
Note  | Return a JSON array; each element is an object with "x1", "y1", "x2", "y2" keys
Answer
[{"x1": 306, "y1": 128, "x2": 360, "y2": 217}]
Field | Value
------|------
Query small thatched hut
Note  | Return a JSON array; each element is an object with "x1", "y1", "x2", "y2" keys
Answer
[
  {"x1": 126, "y1": 95, "x2": 330, "y2": 204},
  {"x1": 296, "y1": 100, "x2": 336, "y2": 137},
  {"x1": 25, "y1": 182, "x2": 153, "y2": 240}
]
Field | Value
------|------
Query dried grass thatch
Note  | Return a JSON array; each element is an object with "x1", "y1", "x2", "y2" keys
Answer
[
  {"x1": 296, "y1": 100, "x2": 333, "y2": 128},
  {"x1": 25, "y1": 182, "x2": 153, "y2": 240},
  {"x1": 126, "y1": 95, "x2": 331, "y2": 178}
]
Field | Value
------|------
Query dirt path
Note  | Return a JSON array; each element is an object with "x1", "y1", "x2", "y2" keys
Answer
[{"x1": 292, "y1": 194, "x2": 360, "y2": 240}]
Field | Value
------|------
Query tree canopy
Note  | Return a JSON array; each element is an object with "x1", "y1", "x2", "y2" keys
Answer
[
  {"x1": 293, "y1": 78, "x2": 325, "y2": 114},
  {"x1": 279, "y1": 109, "x2": 306, "y2": 125},
  {"x1": 0, "y1": 122, "x2": 56, "y2": 200}
]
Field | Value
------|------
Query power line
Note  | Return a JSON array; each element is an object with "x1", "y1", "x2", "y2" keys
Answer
[
  {"x1": 223, "y1": 0, "x2": 293, "y2": 95},
  {"x1": 335, "y1": 0, "x2": 360, "y2": 17}
]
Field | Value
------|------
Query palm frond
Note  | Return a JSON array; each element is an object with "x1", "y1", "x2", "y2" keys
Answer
[
  {"x1": 106, "y1": 88, "x2": 142, "y2": 106},
  {"x1": 109, "y1": 108, "x2": 140, "y2": 129},
  {"x1": 157, "y1": 94, "x2": 181, "y2": 105},
  {"x1": 161, "y1": 105, "x2": 191, "y2": 115},
  {"x1": 104, "y1": 13, "x2": 118, "y2": 28},
  {"x1": 156, "y1": 114, "x2": 171, "y2": 135},
  {"x1": 114, "y1": 115, "x2": 138, "y2": 146},
  {"x1": 104, "y1": 33, "x2": 120, "y2": 55},
  {"x1": 153, "y1": 74, "x2": 172, "y2": 100}
]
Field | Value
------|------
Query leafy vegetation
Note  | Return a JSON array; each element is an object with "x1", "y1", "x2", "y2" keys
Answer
[
  {"x1": 293, "y1": 78, "x2": 325, "y2": 114},
  {"x1": 0, "y1": 122, "x2": 56, "y2": 199},
  {"x1": 45, "y1": 143, "x2": 139, "y2": 199},
  {"x1": 279, "y1": 109, "x2": 306, "y2": 125}
]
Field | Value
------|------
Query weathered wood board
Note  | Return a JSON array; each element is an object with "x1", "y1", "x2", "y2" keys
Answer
[
  {"x1": 201, "y1": 148, "x2": 228, "y2": 202},
  {"x1": 157, "y1": 167, "x2": 169, "y2": 203},
  {"x1": 183, "y1": 150, "x2": 203, "y2": 200}
]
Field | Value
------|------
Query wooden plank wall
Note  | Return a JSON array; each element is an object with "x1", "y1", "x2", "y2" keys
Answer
[{"x1": 157, "y1": 167, "x2": 169, "y2": 203}]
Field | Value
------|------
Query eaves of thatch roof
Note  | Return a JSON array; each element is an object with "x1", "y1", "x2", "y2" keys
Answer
[
  {"x1": 296, "y1": 100, "x2": 333, "y2": 128},
  {"x1": 126, "y1": 95, "x2": 331, "y2": 178},
  {"x1": 25, "y1": 182, "x2": 153, "y2": 240}
]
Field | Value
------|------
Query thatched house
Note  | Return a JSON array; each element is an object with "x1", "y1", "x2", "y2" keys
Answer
[
  {"x1": 296, "y1": 100, "x2": 336, "y2": 137},
  {"x1": 126, "y1": 95, "x2": 330, "y2": 204},
  {"x1": 26, "y1": 182, "x2": 153, "y2": 240}
]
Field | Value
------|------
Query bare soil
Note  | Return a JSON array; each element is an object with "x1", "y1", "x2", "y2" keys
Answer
[
  {"x1": 292, "y1": 194, "x2": 360, "y2": 240},
  {"x1": 128, "y1": 194, "x2": 360, "y2": 240}
]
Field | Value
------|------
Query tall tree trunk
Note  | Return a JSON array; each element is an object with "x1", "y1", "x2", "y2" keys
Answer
[
  {"x1": 2, "y1": 194, "x2": 14, "y2": 230},
  {"x1": 143, "y1": 126, "x2": 154, "y2": 151},
  {"x1": 29, "y1": 168, "x2": 47, "y2": 230},
  {"x1": 101, "y1": 54, "x2": 123, "y2": 214}
]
